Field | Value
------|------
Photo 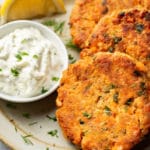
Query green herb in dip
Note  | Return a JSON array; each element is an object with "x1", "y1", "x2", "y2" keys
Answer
[{"x1": 0, "y1": 27, "x2": 64, "y2": 97}]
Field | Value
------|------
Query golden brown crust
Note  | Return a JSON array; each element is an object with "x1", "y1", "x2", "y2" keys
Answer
[
  {"x1": 70, "y1": 0, "x2": 150, "y2": 48},
  {"x1": 81, "y1": 9, "x2": 150, "y2": 77},
  {"x1": 56, "y1": 52, "x2": 150, "y2": 150}
]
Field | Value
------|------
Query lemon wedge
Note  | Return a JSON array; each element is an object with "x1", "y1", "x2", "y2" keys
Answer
[
  {"x1": 0, "y1": 0, "x2": 66, "y2": 23},
  {"x1": 52, "y1": 0, "x2": 66, "y2": 13}
]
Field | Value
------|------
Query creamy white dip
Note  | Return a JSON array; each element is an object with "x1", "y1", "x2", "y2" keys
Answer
[{"x1": 0, "y1": 27, "x2": 64, "y2": 97}]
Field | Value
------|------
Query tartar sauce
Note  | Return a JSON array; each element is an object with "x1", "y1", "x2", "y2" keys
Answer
[{"x1": 0, "y1": 27, "x2": 64, "y2": 97}]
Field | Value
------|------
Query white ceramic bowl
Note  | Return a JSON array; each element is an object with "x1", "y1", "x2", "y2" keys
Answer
[{"x1": 0, "y1": 20, "x2": 68, "y2": 103}]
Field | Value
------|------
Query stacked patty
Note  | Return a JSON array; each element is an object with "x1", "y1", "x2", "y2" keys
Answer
[
  {"x1": 70, "y1": 0, "x2": 150, "y2": 48},
  {"x1": 81, "y1": 9, "x2": 150, "y2": 78},
  {"x1": 56, "y1": 1, "x2": 150, "y2": 150}
]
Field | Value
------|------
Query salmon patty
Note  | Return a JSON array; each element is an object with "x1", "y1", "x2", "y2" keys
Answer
[
  {"x1": 81, "y1": 9, "x2": 150, "y2": 77},
  {"x1": 56, "y1": 52, "x2": 150, "y2": 150},
  {"x1": 70, "y1": 0, "x2": 150, "y2": 48}
]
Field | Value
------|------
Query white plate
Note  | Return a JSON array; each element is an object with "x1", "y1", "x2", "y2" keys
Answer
[{"x1": 0, "y1": 0, "x2": 80, "y2": 149}]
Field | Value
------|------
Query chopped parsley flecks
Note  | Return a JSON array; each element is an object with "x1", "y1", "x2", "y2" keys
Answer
[
  {"x1": 70, "y1": 59, "x2": 76, "y2": 64},
  {"x1": 33, "y1": 54, "x2": 38, "y2": 59},
  {"x1": 113, "y1": 92, "x2": 119, "y2": 103},
  {"x1": 21, "y1": 39, "x2": 27, "y2": 44},
  {"x1": 145, "y1": 12, "x2": 150, "y2": 21},
  {"x1": 104, "y1": 84, "x2": 116, "y2": 93},
  {"x1": 68, "y1": 54, "x2": 74, "y2": 60},
  {"x1": 118, "y1": 11, "x2": 125, "y2": 17},
  {"x1": 109, "y1": 84, "x2": 116, "y2": 89},
  {"x1": 46, "y1": 148, "x2": 49, "y2": 150},
  {"x1": 140, "y1": 82, "x2": 146, "y2": 90},
  {"x1": 20, "y1": 51, "x2": 29, "y2": 56},
  {"x1": 43, "y1": 20, "x2": 65, "y2": 34},
  {"x1": 11, "y1": 68, "x2": 20, "y2": 77},
  {"x1": 104, "y1": 106, "x2": 112, "y2": 116},
  {"x1": 113, "y1": 36, "x2": 122, "y2": 44},
  {"x1": 15, "y1": 53, "x2": 22, "y2": 61},
  {"x1": 41, "y1": 87, "x2": 48, "y2": 94},
  {"x1": 16, "y1": 51, "x2": 29, "y2": 61},
  {"x1": 46, "y1": 115, "x2": 57, "y2": 122},
  {"x1": 133, "y1": 70, "x2": 142, "y2": 77},
  {"x1": 131, "y1": 83, "x2": 136, "y2": 88},
  {"x1": 51, "y1": 77, "x2": 59, "y2": 82},
  {"x1": 84, "y1": 84, "x2": 92, "y2": 93},
  {"x1": 0, "y1": 68, "x2": 2, "y2": 72},
  {"x1": 43, "y1": 20, "x2": 56, "y2": 26},
  {"x1": 21, "y1": 135, "x2": 33, "y2": 145},
  {"x1": 79, "y1": 119, "x2": 85, "y2": 125},
  {"x1": 103, "y1": 33, "x2": 109, "y2": 38},
  {"x1": 28, "y1": 122, "x2": 38, "y2": 126},
  {"x1": 48, "y1": 129, "x2": 58, "y2": 138},
  {"x1": 6, "y1": 102, "x2": 17, "y2": 109},
  {"x1": 21, "y1": 38, "x2": 32, "y2": 44},
  {"x1": 108, "y1": 46, "x2": 115, "y2": 53},
  {"x1": 68, "y1": 54, "x2": 76, "y2": 64},
  {"x1": 53, "y1": 21, "x2": 65, "y2": 34},
  {"x1": 22, "y1": 113, "x2": 31, "y2": 119},
  {"x1": 137, "y1": 91, "x2": 145, "y2": 96},
  {"x1": 125, "y1": 98, "x2": 133, "y2": 106},
  {"x1": 137, "y1": 82, "x2": 146, "y2": 96},
  {"x1": 66, "y1": 39, "x2": 81, "y2": 51},
  {"x1": 101, "y1": 127, "x2": 108, "y2": 131},
  {"x1": 83, "y1": 112, "x2": 92, "y2": 119},
  {"x1": 135, "y1": 23, "x2": 144, "y2": 34}
]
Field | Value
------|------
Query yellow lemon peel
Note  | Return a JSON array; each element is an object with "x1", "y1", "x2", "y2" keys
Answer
[{"x1": 1, "y1": 0, "x2": 66, "y2": 23}]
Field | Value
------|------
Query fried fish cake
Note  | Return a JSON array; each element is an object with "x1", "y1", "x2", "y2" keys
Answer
[
  {"x1": 81, "y1": 9, "x2": 150, "y2": 76},
  {"x1": 56, "y1": 52, "x2": 150, "y2": 150},
  {"x1": 70, "y1": 0, "x2": 150, "y2": 48}
]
